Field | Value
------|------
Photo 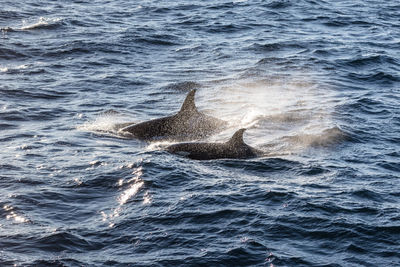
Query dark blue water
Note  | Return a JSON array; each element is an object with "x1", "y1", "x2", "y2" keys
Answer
[{"x1": 1, "y1": 0, "x2": 399, "y2": 266}]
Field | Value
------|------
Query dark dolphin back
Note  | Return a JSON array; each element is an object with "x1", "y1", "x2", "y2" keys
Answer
[
  {"x1": 166, "y1": 128, "x2": 264, "y2": 160},
  {"x1": 227, "y1": 128, "x2": 246, "y2": 147},
  {"x1": 120, "y1": 89, "x2": 228, "y2": 141},
  {"x1": 179, "y1": 89, "x2": 198, "y2": 114},
  {"x1": 226, "y1": 128, "x2": 261, "y2": 158}
]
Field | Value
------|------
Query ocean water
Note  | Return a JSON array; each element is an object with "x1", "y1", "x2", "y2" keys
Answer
[{"x1": 1, "y1": 0, "x2": 399, "y2": 266}]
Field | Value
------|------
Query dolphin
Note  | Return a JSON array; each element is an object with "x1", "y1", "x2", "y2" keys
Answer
[
  {"x1": 166, "y1": 128, "x2": 264, "y2": 160},
  {"x1": 118, "y1": 90, "x2": 228, "y2": 141}
]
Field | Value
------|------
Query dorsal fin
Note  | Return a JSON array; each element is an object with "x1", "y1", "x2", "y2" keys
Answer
[
  {"x1": 179, "y1": 89, "x2": 198, "y2": 114},
  {"x1": 227, "y1": 128, "x2": 246, "y2": 146}
]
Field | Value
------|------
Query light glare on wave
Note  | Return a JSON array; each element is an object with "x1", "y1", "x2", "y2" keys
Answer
[
  {"x1": 118, "y1": 181, "x2": 144, "y2": 205},
  {"x1": 3, "y1": 205, "x2": 28, "y2": 224},
  {"x1": 101, "y1": 166, "x2": 149, "y2": 228}
]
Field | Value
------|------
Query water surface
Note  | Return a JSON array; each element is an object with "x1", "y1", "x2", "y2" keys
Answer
[{"x1": 1, "y1": 0, "x2": 399, "y2": 266}]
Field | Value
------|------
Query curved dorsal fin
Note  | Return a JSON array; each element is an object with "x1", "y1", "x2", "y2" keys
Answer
[
  {"x1": 227, "y1": 128, "x2": 246, "y2": 146},
  {"x1": 179, "y1": 89, "x2": 198, "y2": 114}
]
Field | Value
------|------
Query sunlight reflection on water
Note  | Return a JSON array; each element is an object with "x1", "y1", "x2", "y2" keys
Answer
[
  {"x1": 101, "y1": 166, "x2": 149, "y2": 228},
  {"x1": 3, "y1": 205, "x2": 28, "y2": 224}
]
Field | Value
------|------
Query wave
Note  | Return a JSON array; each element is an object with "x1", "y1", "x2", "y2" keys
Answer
[
  {"x1": 27, "y1": 259, "x2": 85, "y2": 266},
  {"x1": 129, "y1": 33, "x2": 181, "y2": 46},
  {"x1": 1, "y1": 17, "x2": 64, "y2": 33},
  {"x1": 0, "y1": 64, "x2": 29, "y2": 73},
  {"x1": 20, "y1": 17, "x2": 63, "y2": 31},
  {"x1": 344, "y1": 97, "x2": 392, "y2": 117},
  {"x1": 340, "y1": 55, "x2": 398, "y2": 68},
  {"x1": 40, "y1": 40, "x2": 131, "y2": 59},
  {"x1": 33, "y1": 231, "x2": 103, "y2": 253},
  {"x1": 0, "y1": 63, "x2": 49, "y2": 75},
  {"x1": 205, "y1": 23, "x2": 253, "y2": 34},
  {"x1": 348, "y1": 71, "x2": 399, "y2": 84},
  {"x1": 0, "y1": 122, "x2": 18, "y2": 129},
  {"x1": 135, "y1": 37, "x2": 179, "y2": 46},
  {"x1": 0, "y1": 86, "x2": 74, "y2": 100},
  {"x1": 264, "y1": 0, "x2": 292, "y2": 9},
  {"x1": 0, "y1": 47, "x2": 27, "y2": 60},
  {"x1": 0, "y1": 26, "x2": 15, "y2": 33},
  {"x1": 0, "y1": 10, "x2": 23, "y2": 20},
  {"x1": 219, "y1": 157, "x2": 301, "y2": 173},
  {"x1": 377, "y1": 161, "x2": 400, "y2": 173},
  {"x1": 249, "y1": 42, "x2": 307, "y2": 53}
]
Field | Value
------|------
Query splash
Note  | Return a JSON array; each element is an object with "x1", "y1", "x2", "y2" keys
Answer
[
  {"x1": 145, "y1": 140, "x2": 176, "y2": 151},
  {"x1": 78, "y1": 74, "x2": 343, "y2": 156},
  {"x1": 0, "y1": 64, "x2": 29, "y2": 73},
  {"x1": 20, "y1": 17, "x2": 62, "y2": 31},
  {"x1": 77, "y1": 111, "x2": 133, "y2": 135},
  {"x1": 204, "y1": 74, "x2": 343, "y2": 154}
]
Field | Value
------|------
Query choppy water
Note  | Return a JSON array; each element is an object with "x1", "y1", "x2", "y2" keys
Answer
[{"x1": 1, "y1": 0, "x2": 399, "y2": 266}]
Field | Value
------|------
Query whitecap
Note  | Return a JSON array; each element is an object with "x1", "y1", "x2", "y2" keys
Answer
[{"x1": 20, "y1": 17, "x2": 62, "y2": 31}]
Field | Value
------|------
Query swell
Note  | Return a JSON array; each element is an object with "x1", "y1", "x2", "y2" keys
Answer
[
  {"x1": 20, "y1": 17, "x2": 64, "y2": 31},
  {"x1": 347, "y1": 71, "x2": 399, "y2": 85},
  {"x1": 1, "y1": 38, "x2": 133, "y2": 63},
  {"x1": 0, "y1": 87, "x2": 73, "y2": 101},
  {"x1": 133, "y1": 34, "x2": 181, "y2": 46},
  {"x1": 342, "y1": 97, "x2": 393, "y2": 117},
  {"x1": 1, "y1": 230, "x2": 104, "y2": 254},
  {"x1": 339, "y1": 55, "x2": 400, "y2": 69},
  {"x1": 1, "y1": 0, "x2": 399, "y2": 266},
  {"x1": 0, "y1": 47, "x2": 28, "y2": 60},
  {"x1": 0, "y1": 17, "x2": 64, "y2": 34}
]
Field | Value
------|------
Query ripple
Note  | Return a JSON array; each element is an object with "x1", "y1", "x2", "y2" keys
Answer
[
  {"x1": 0, "y1": 47, "x2": 28, "y2": 60},
  {"x1": 3, "y1": 204, "x2": 29, "y2": 224},
  {"x1": 20, "y1": 17, "x2": 64, "y2": 31},
  {"x1": 219, "y1": 158, "x2": 302, "y2": 173},
  {"x1": 0, "y1": 164, "x2": 22, "y2": 171},
  {"x1": 134, "y1": 34, "x2": 180, "y2": 46},
  {"x1": 35, "y1": 231, "x2": 103, "y2": 253},
  {"x1": 264, "y1": 0, "x2": 292, "y2": 9},
  {"x1": 341, "y1": 55, "x2": 398, "y2": 68},
  {"x1": 350, "y1": 188, "x2": 385, "y2": 202},
  {"x1": 1, "y1": 0, "x2": 399, "y2": 266},
  {"x1": 206, "y1": 23, "x2": 253, "y2": 34},
  {"x1": 0, "y1": 87, "x2": 74, "y2": 100},
  {"x1": 342, "y1": 97, "x2": 393, "y2": 117},
  {"x1": 249, "y1": 42, "x2": 307, "y2": 53},
  {"x1": 348, "y1": 71, "x2": 400, "y2": 84},
  {"x1": 29, "y1": 259, "x2": 85, "y2": 266},
  {"x1": 377, "y1": 161, "x2": 400, "y2": 173}
]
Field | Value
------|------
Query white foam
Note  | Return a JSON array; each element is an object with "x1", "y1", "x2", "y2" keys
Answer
[
  {"x1": 77, "y1": 113, "x2": 133, "y2": 134},
  {"x1": 0, "y1": 64, "x2": 29, "y2": 72},
  {"x1": 205, "y1": 74, "x2": 339, "y2": 154},
  {"x1": 20, "y1": 17, "x2": 62, "y2": 30}
]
